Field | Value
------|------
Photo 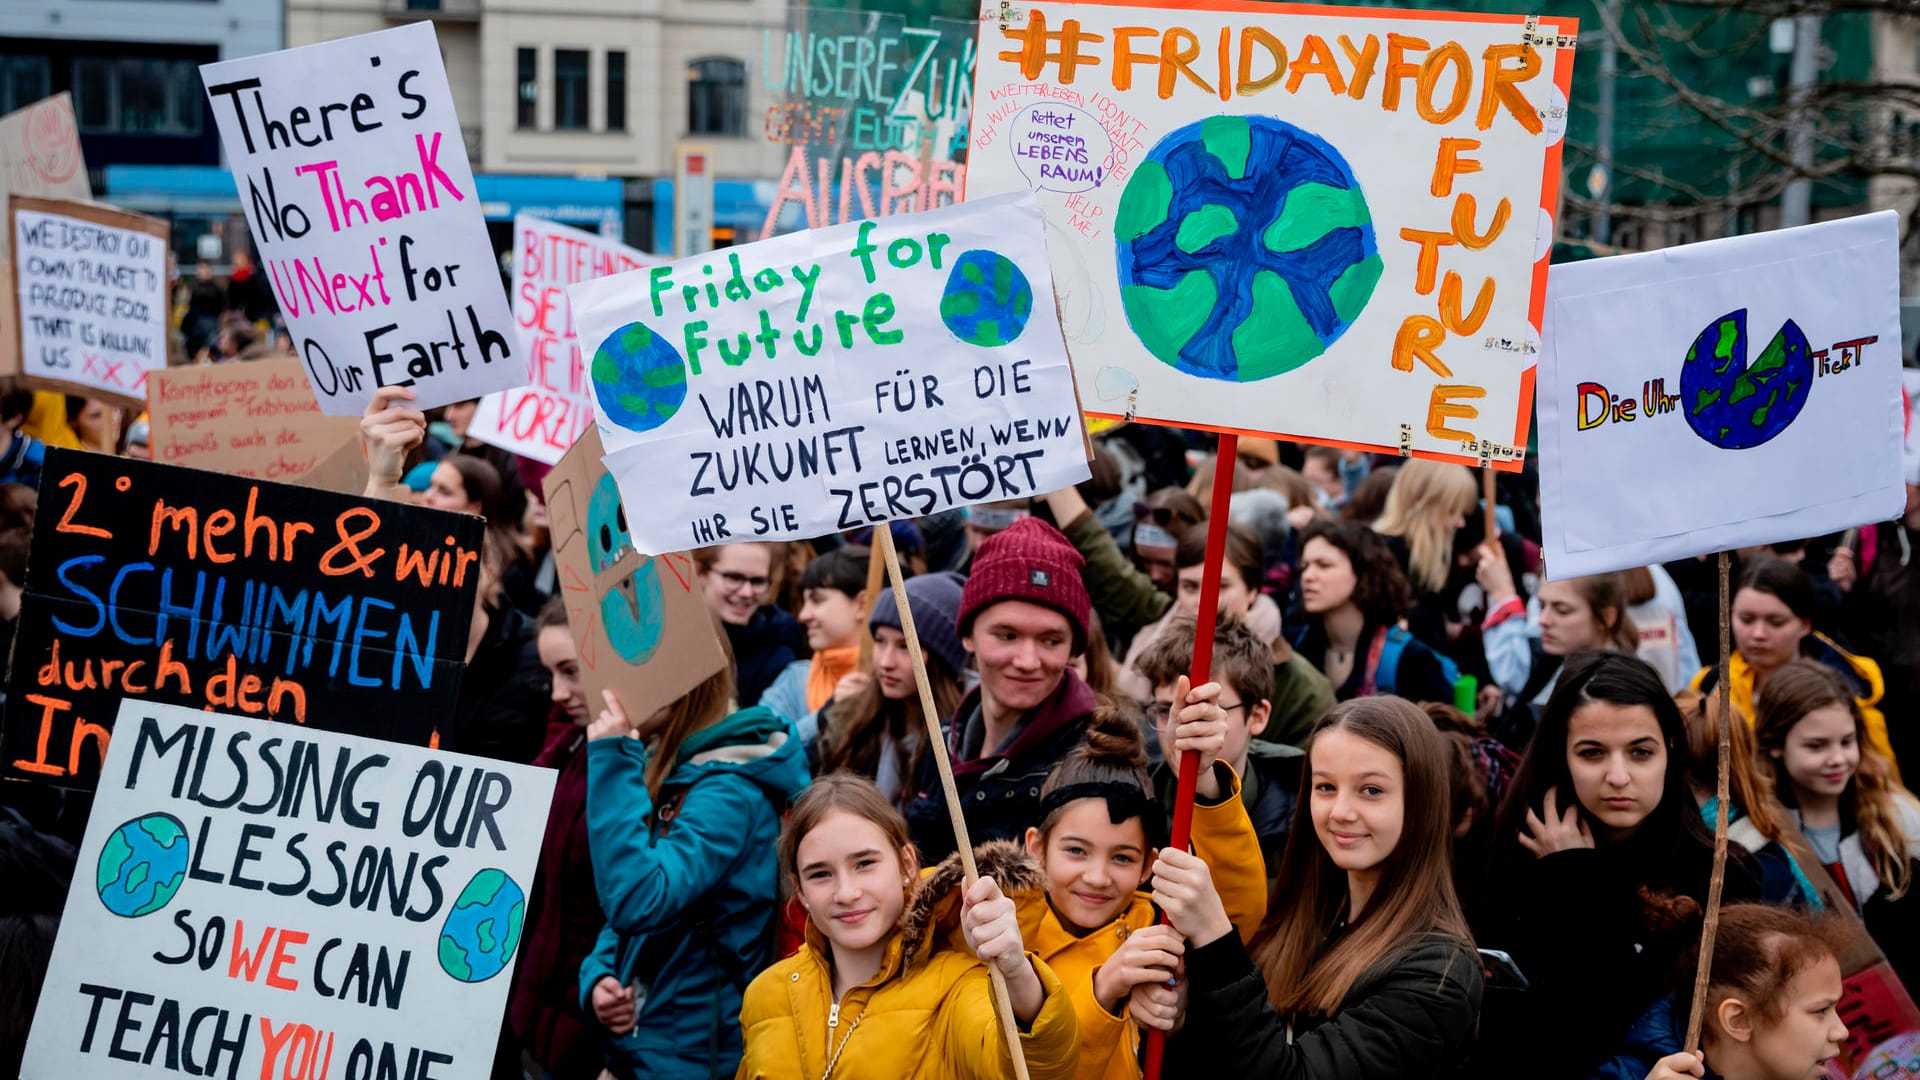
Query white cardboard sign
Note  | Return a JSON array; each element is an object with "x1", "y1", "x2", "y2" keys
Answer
[
  {"x1": 23, "y1": 700, "x2": 555, "y2": 1080},
  {"x1": 200, "y1": 22, "x2": 519, "y2": 415},
  {"x1": 569, "y1": 191, "x2": 1090, "y2": 554},
  {"x1": 14, "y1": 200, "x2": 168, "y2": 403},
  {"x1": 1539, "y1": 212, "x2": 1905, "y2": 578},
  {"x1": 467, "y1": 215, "x2": 659, "y2": 465}
]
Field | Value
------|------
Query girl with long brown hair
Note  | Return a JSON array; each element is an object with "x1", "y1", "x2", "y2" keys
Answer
[
  {"x1": 1675, "y1": 689, "x2": 1825, "y2": 909},
  {"x1": 579, "y1": 658, "x2": 812, "y2": 1079},
  {"x1": 1135, "y1": 697, "x2": 1483, "y2": 1079},
  {"x1": 1754, "y1": 659, "x2": 1920, "y2": 987},
  {"x1": 818, "y1": 573, "x2": 969, "y2": 810}
]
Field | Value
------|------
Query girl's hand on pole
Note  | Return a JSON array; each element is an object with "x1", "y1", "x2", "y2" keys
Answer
[
  {"x1": 1169, "y1": 675, "x2": 1229, "y2": 799},
  {"x1": 1127, "y1": 960, "x2": 1188, "y2": 1033},
  {"x1": 1093, "y1": 924, "x2": 1183, "y2": 1013},
  {"x1": 1644, "y1": 1051, "x2": 1706, "y2": 1080},
  {"x1": 961, "y1": 875, "x2": 1046, "y2": 1021},
  {"x1": 1150, "y1": 848, "x2": 1234, "y2": 948}
]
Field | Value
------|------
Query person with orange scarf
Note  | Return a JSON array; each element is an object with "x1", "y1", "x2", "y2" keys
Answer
[{"x1": 762, "y1": 545, "x2": 870, "y2": 750}]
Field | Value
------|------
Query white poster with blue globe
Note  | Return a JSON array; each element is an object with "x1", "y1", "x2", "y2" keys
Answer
[
  {"x1": 570, "y1": 189, "x2": 1091, "y2": 555},
  {"x1": 22, "y1": 700, "x2": 554, "y2": 1080},
  {"x1": 966, "y1": 0, "x2": 1579, "y2": 469}
]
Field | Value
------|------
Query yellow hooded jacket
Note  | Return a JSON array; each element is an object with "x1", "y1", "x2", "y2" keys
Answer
[
  {"x1": 736, "y1": 842, "x2": 1080, "y2": 1080},
  {"x1": 1691, "y1": 632, "x2": 1896, "y2": 779},
  {"x1": 1018, "y1": 762, "x2": 1269, "y2": 1080}
]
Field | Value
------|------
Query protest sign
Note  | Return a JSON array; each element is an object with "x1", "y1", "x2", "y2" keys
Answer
[
  {"x1": 11, "y1": 196, "x2": 169, "y2": 408},
  {"x1": 147, "y1": 357, "x2": 364, "y2": 480},
  {"x1": 1538, "y1": 212, "x2": 1904, "y2": 578},
  {"x1": 200, "y1": 22, "x2": 519, "y2": 415},
  {"x1": 0, "y1": 93, "x2": 92, "y2": 375},
  {"x1": 22, "y1": 698, "x2": 553, "y2": 1080},
  {"x1": 569, "y1": 190, "x2": 1090, "y2": 554},
  {"x1": 964, "y1": 0, "x2": 1577, "y2": 468},
  {"x1": 542, "y1": 427, "x2": 728, "y2": 721},
  {"x1": 759, "y1": 7, "x2": 976, "y2": 239},
  {"x1": 467, "y1": 215, "x2": 658, "y2": 464},
  {"x1": 3, "y1": 447, "x2": 482, "y2": 789}
]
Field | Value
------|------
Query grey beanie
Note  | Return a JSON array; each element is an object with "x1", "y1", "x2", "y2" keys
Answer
[{"x1": 869, "y1": 571, "x2": 969, "y2": 679}]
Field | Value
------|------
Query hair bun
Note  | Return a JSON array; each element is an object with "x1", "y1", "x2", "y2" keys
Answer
[
  {"x1": 1639, "y1": 887, "x2": 1704, "y2": 935},
  {"x1": 1080, "y1": 707, "x2": 1150, "y2": 770}
]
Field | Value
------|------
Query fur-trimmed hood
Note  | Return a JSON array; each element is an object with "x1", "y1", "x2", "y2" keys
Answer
[{"x1": 897, "y1": 839, "x2": 1046, "y2": 973}]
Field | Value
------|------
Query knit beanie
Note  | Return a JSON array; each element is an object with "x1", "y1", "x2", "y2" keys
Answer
[
  {"x1": 869, "y1": 571, "x2": 969, "y2": 679},
  {"x1": 957, "y1": 516, "x2": 1091, "y2": 654}
]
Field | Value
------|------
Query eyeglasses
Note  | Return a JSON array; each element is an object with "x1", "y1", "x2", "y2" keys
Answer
[
  {"x1": 1150, "y1": 701, "x2": 1247, "y2": 725},
  {"x1": 712, "y1": 570, "x2": 771, "y2": 595}
]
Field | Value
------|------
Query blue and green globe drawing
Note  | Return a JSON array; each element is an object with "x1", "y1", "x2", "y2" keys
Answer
[
  {"x1": 96, "y1": 812, "x2": 189, "y2": 918},
  {"x1": 438, "y1": 868, "x2": 526, "y2": 983},
  {"x1": 592, "y1": 322, "x2": 687, "y2": 433},
  {"x1": 1115, "y1": 115, "x2": 1382, "y2": 382},
  {"x1": 941, "y1": 250, "x2": 1034, "y2": 346},
  {"x1": 1680, "y1": 309, "x2": 1813, "y2": 450},
  {"x1": 589, "y1": 472, "x2": 665, "y2": 664}
]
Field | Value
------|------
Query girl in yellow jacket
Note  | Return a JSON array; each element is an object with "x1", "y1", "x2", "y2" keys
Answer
[
  {"x1": 1019, "y1": 684, "x2": 1269, "y2": 1080},
  {"x1": 736, "y1": 774, "x2": 1079, "y2": 1080}
]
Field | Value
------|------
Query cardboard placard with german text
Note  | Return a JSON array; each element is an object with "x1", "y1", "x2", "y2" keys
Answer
[
  {"x1": 291, "y1": 434, "x2": 374, "y2": 497},
  {"x1": 199, "y1": 22, "x2": 518, "y2": 415},
  {"x1": 12, "y1": 196, "x2": 169, "y2": 408},
  {"x1": 467, "y1": 215, "x2": 660, "y2": 465},
  {"x1": 22, "y1": 699, "x2": 554, "y2": 1080},
  {"x1": 965, "y1": 0, "x2": 1578, "y2": 469},
  {"x1": 569, "y1": 190, "x2": 1090, "y2": 554},
  {"x1": 1538, "y1": 213, "x2": 1904, "y2": 578},
  {"x1": 0, "y1": 93, "x2": 93, "y2": 375},
  {"x1": 147, "y1": 357, "x2": 363, "y2": 480},
  {"x1": 542, "y1": 427, "x2": 727, "y2": 722},
  {"x1": 3, "y1": 448, "x2": 482, "y2": 789}
]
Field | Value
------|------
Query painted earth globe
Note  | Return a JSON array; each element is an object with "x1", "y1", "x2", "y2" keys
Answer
[
  {"x1": 592, "y1": 322, "x2": 688, "y2": 433},
  {"x1": 1680, "y1": 309, "x2": 1814, "y2": 450},
  {"x1": 438, "y1": 868, "x2": 527, "y2": 983},
  {"x1": 96, "y1": 813, "x2": 190, "y2": 918}
]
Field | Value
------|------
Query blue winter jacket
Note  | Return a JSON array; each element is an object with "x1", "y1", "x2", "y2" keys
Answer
[
  {"x1": 579, "y1": 706, "x2": 810, "y2": 1080},
  {"x1": 1590, "y1": 995, "x2": 1723, "y2": 1080}
]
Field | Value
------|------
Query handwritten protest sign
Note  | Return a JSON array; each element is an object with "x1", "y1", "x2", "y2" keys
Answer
[
  {"x1": 759, "y1": 7, "x2": 976, "y2": 238},
  {"x1": 965, "y1": 0, "x2": 1577, "y2": 468},
  {"x1": 22, "y1": 699, "x2": 553, "y2": 1080},
  {"x1": 467, "y1": 215, "x2": 658, "y2": 464},
  {"x1": 147, "y1": 357, "x2": 363, "y2": 480},
  {"x1": 3, "y1": 447, "x2": 482, "y2": 789},
  {"x1": 0, "y1": 93, "x2": 92, "y2": 376},
  {"x1": 1538, "y1": 213, "x2": 1904, "y2": 578},
  {"x1": 11, "y1": 196, "x2": 169, "y2": 407},
  {"x1": 569, "y1": 191, "x2": 1090, "y2": 554},
  {"x1": 200, "y1": 22, "x2": 518, "y2": 415},
  {"x1": 291, "y1": 433, "x2": 374, "y2": 497},
  {"x1": 542, "y1": 428, "x2": 727, "y2": 721}
]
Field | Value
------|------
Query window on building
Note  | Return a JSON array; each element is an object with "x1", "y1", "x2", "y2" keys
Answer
[
  {"x1": 1, "y1": 56, "x2": 49, "y2": 116},
  {"x1": 72, "y1": 57, "x2": 202, "y2": 136},
  {"x1": 687, "y1": 57, "x2": 745, "y2": 136},
  {"x1": 606, "y1": 50, "x2": 626, "y2": 133},
  {"x1": 555, "y1": 49, "x2": 589, "y2": 131},
  {"x1": 516, "y1": 47, "x2": 537, "y2": 129}
]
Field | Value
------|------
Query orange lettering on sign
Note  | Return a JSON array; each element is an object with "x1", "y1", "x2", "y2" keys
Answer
[
  {"x1": 1428, "y1": 384, "x2": 1488, "y2": 442},
  {"x1": 1236, "y1": 28, "x2": 1287, "y2": 94},
  {"x1": 1431, "y1": 138, "x2": 1482, "y2": 198},
  {"x1": 1113, "y1": 27, "x2": 1157, "y2": 91},
  {"x1": 1478, "y1": 44, "x2": 1544, "y2": 133},
  {"x1": 1382, "y1": 34, "x2": 1430, "y2": 112},
  {"x1": 1158, "y1": 27, "x2": 1213, "y2": 98},
  {"x1": 1417, "y1": 42, "x2": 1472, "y2": 124},
  {"x1": 1440, "y1": 272, "x2": 1495, "y2": 336},
  {"x1": 1393, "y1": 316, "x2": 1452, "y2": 378},
  {"x1": 1337, "y1": 35, "x2": 1380, "y2": 99},
  {"x1": 1399, "y1": 228, "x2": 1457, "y2": 295},
  {"x1": 1453, "y1": 194, "x2": 1512, "y2": 250},
  {"x1": 1285, "y1": 35, "x2": 1345, "y2": 96}
]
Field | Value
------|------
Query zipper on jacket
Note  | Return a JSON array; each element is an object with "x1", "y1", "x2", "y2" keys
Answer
[{"x1": 827, "y1": 1000, "x2": 840, "y2": 1029}]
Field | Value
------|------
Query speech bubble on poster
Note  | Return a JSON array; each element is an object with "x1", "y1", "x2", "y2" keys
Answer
[
  {"x1": 466, "y1": 216, "x2": 660, "y2": 465},
  {"x1": 1008, "y1": 103, "x2": 1113, "y2": 194},
  {"x1": 147, "y1": 356, "x2": 363, "y2": 480},
  {"x1": 21, "y1": 699, "x2": 554, "y2": 1080},
  {"x1": 1537, "y1": 213, "x2": 1904, "y2": 578},
  {"x1": 2, "y1": 447, "x2": 482, "y2": 789},
  {"x1": 199, "y1": 22, "x2": 519, "y2": 415},
  {"x1": 568, "y1": 190, "x2": 1090, "y2": 555},
  {"x1": 965, "y1": 0, "x2": 1578, "y2": 470},
  {"x1": 12, "y1": 196, "x2": 169, "y2": 408}
]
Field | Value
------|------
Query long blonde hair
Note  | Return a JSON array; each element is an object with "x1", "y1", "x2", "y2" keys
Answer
[
  {"x1": 1754, "y1": 660, "x2": 1915, "y2": 899},
  {"x1": 1372, "y1": 461, "x2": 1477, "y2": 594}
]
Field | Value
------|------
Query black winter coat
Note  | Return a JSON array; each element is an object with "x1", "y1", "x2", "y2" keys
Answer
[
  {"x1": 1471, "y1": 838, "x2": 1761, "y2": 1080},
  {"x1": 726, "y1": 605, "x2": 808, "y2": 708},
  {"x1": 1166, "y1": 930, "x2": 1483, "y2": 1080},
  {"x1": 444, "y1": 604, "x2": 551, "y2": 764}
]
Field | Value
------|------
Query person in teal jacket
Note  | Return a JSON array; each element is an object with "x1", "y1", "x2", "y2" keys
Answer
[{"x1": 578, "y1": 662, "x2": 811, "y2": 1080}]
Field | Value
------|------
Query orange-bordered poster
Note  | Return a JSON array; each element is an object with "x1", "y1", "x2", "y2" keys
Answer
[{"x1": 965, "y1": 0, "x2": 1578, "y2": 471}]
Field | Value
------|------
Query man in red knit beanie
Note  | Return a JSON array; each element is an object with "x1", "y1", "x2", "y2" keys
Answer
[{"x1": 905, "y1": 516, "x2": 1099, "y2": 864}]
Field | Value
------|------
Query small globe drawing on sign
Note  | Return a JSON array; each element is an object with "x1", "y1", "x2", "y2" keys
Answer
[
  {"x1": 940, "y1": 250, "x2": 1035, "y2": 347},
  {"x1": 438, "y1": 868, "x2": 527, "y2": 983},
  {"x1": 96, "y1": 812, "x2": 190, "y2": 918},
  {"x1": 1115, "y1": 114, "x2": 1382, "y2": 382},
  {"x1": 592, "y1": 322, "x2": 687, "y2": 434},
  {"x1": 1680, "y1": 309, "x2": 1814, "y2": 450}
]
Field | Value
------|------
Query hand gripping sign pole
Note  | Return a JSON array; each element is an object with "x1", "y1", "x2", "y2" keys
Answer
[
  {"x1": 1686, "y1": 551, "x2": 1736, "y2": 1053},
  {"x1": 875, "y1": 526, "x2": 1031, "y2": 1080},
  {"x1": 1142, "y1": 432, "x2": 1239, "y2": 1080}
]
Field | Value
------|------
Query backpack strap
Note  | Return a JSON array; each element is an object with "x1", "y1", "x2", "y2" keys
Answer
[{"x1": 1375, "y1": 627, "x2": 1409, "y2": 696}]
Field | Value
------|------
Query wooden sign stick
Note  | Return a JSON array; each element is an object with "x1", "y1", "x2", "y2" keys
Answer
[
  {"x1": 1686, "y1": 550, "x2": 1735, "y2": 1052},
  {"x1": 875, "y1": 526, "x2": 1031, "y2": 1080},
  {"x1": 1142, "y1": 432, "x2": 1239, "y2": 1080},
  {"x1": 1482, "y1": 466, "x2": 1500, "y2": 547}
]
